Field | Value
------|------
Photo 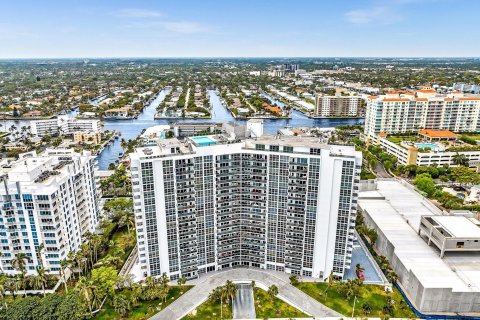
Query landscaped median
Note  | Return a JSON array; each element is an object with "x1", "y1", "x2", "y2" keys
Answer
[{"x1": 183, "y1": 283, "x2": 307, "y2": 320}]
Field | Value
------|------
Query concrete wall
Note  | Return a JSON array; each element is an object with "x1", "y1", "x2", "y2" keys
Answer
[{"x1": 360, "y1": 206, "x2": 480, "y2": 313}]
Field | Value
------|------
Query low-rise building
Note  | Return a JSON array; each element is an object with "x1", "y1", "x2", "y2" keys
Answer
[
  {"x1": 73, "y1": 131, "x2": 102, "y2": 144},
  {"x1": 374, "y1": 132, "x2": 480, "y2": 167},
  {"x1": 31, "y1": 116, "x2": 100, "y2": 137},
  {"x1": 359, "y1": 179, "x2": 480, "y2": 314}
]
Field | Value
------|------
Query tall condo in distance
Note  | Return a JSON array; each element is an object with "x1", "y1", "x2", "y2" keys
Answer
[
  {"x1": 314, "y1": 94, "x2": 362, "y2": 118},
  {"x1": 0, "y1": 149, "x2": 100, "y2": 275},
  {"x1": 364, "y1": 90, "x2": 480, "y2": 139},
  {"x1": 130, "y1": 134, "x2": 362, "y2": 280}
]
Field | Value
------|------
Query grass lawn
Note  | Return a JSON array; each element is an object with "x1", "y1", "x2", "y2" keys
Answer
[
  {"x1": 95, "y1": 285, "x2": 193, "y2": 320},
  {"x1": 386, "y1": 136, "x2": 407, "y2": 144},
  {"x1": 296, "y1": 282, "x2": 416, "y2": 318},
  {"x1": 463, "y1": 134, "x2": 480, "y2": 141},
  {"x1": 254, "y1": 287, "x2": 308, "y2": 319},
  {"x1": 182, "y1": 297, "x2": 233, "y2": 320}
]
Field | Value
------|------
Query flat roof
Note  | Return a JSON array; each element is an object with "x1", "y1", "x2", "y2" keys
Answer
[
  {"x1": 430, "y1": 216, "x2": 480, "y2": 238},
  {"x1": 359, "y1": 180, "x2": 480, "y2": 292}
]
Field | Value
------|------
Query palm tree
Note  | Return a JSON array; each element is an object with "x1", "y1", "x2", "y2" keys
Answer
[
  {"x1": 6, "y1": 278, "x2": 17, "y2": 299},
  {"x1": 362, "y1": 302, "x2": 373, "y2": 315},
  {"x1": 130, "y1": 283, "x2": 143, "y2": 306},
  {"x1": 76, "y1": 276, "x2": 94, "y2": 313},
  {"x1": 0, "y1": 275, "x2": 6, "y2": 300},
  {"x1": 91, "y1": 234, "x2": 102, "y2": 263},
  {"x1": 30, "y1": 266, "x2": 48, "y2": 296},
  {"x1": 60, "y1": 259, "x2": 70, "y2": 293},
  {"x1": 177, "y1": 275, "x2": 187, "y2": 287},
  {"x1": 11, "y1": 253, "x2": 31, "y2": 274},
  {"x1": 223, "y1": 280, "x2": 237, "y2": 317},
  {"x1": 452, "y1": 153, "x2": 469, "y2": 166},
  {"x1": 267, "y1": 284, "x2": 278, "y2": 301},
  {"x1": 119, "y1": 213, "x2": 135, "y2": 233},
  {"x1": 323, "y1": 272, "x2": 337, "y2": 296},
  {"x1": 16, "y1": 273, "x2": 28, "y2": 297},
  {"x1": 113, "y1": 293, "x2": 131, "y2": 318},
  {"x1": 36, "y1": 243, "x2": 45, "y2": 267}
]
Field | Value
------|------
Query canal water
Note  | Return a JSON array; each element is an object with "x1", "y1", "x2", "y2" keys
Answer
[{"x1": 1, "y1": 89, "x2": 364, "y2": 169}]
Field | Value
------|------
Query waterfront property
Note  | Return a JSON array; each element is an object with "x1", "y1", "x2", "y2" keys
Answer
[
  {"x1": 30, "y1": 115, "x2": 101, "y2": 137},
  {"x1": 0, "y1": 148, "x2": 100, "y2": 275},
  {"x1": 359, "y1": 179, "x2": 480, "y2": 314},
  {"x1": 364, "y1": 90, "x2": 480, "y2": 139},
  {"x1": 314, "y1": 94, "x2": 362, "y2": 118},
  {"x1": 130, "y1": 133, "x2": 361, "y2": 280}
]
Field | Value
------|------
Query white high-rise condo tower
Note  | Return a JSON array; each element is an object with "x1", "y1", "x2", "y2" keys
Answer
[
  {"x1": 0, "y1": 148, "x2": 100, "y2": 275},
  {"x1": 130, "y1": 134, "x2": 361, "y2": 280}
]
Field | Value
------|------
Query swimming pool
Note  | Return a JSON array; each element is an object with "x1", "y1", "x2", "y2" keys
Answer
[
  {"x1": 415, "y1": 142, "x2": 440, "y2": 151},
  {"x1": 190, "y1": 136, "x2": 216, "y2": 147}
]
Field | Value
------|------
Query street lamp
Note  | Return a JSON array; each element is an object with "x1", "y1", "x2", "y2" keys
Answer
[{"x1": 351, "y1": 295, "x2": 358, "y2": 318}]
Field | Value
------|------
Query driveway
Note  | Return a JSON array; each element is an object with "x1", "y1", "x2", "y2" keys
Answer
[
  {"x1": 374, "y1": 162, "x2": 392, "y2": 178},
  {"x1": 149, "y1": 268, "x2": 341, "y2": 320}
]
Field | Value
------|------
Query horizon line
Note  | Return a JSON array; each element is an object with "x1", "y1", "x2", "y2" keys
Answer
[{"x1": 1, "y1": 56, "x2": 480, "y2": 61}]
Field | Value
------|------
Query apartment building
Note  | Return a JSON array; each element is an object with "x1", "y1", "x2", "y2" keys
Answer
[
  {"x1": 374, "y1": 132, "x2": 480, "y2": 167},
  {"x1": 73, "y1": 131, "x2": 102, "y2": 144},
  {"x1": 364, "y1": 90, "x2": 480, "y2": 139},
  {"x1": 31, "y1": 116, "x2": 100, "y2": 137},
  {"x1": 0, "y1": 148, "x2": 100, "y2": 275},
  {"x1": 130, "y1": 134, "x2": 362, "y2": 280},
  {"x1": 314, "y1": 94, "x2": 362, "y2": 118}
]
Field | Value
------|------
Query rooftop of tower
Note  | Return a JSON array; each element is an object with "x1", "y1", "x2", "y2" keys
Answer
[{"x1": 130, "y1": 134, "x2": 361, "y2": 161}]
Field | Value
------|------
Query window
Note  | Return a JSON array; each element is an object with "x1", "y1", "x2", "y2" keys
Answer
[{"x1": 255, "y1": 144, "x2": 265, "y2": 151}]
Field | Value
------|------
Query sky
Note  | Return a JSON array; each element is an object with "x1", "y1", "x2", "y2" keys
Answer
[{"x1": 0, "y1": 0, "x2": 479, "y2": 58}]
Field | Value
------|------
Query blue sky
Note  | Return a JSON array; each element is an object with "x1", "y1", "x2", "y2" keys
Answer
[{"x1": 0, "y1": 0, "x2": 478, "y2": 58}]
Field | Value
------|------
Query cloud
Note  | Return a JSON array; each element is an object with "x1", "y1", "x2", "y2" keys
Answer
[
  {"x1": 112, "y1": 8, "x2": 163, "y2": 18},
  {"x1": 345, "y1": 6, "x2": 403, "y2": 25}
]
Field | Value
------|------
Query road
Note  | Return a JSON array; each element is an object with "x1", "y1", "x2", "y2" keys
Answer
[
  {"x1": 149, "y1": 268, "x2": 341, "y2": 320},
  {"x1": 374, "y1": 162, "x2": 392, "y2": 178}
]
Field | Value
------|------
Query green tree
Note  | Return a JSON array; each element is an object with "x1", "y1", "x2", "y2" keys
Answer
[
  {"x1": 414, "y1": 173, "x2": 437, "y2": 197},
  {"x1": 362, "y1": 302, "x2": 373, "y2": 315},
  {"x1": 11, "y1": 253, "x2": 31, "y2": 274},
  {"x1": 90, "y1": 266, "x2": 119, "y2": 304},
  {"x1": 337, "y1": 279, "x2": 361, "y2": 301},
  {"x1": 177, "y1": 275, "x2": 187, "y2": 286},
  {"x1": 267, "y1": 284, "x2": 278, "y2": 301},
  {"x1": 55, "y1": 293, "x2": 89, "y2": 320},
  {"x1": 113, "y1": 293, "x2": 131, "y2": 318},
  {"x1": 30, "y1": 266, "x2": 49, "y2": 296},
  {"x1": 289, "y1": 275, "x2": 299, "y2": 286}
]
